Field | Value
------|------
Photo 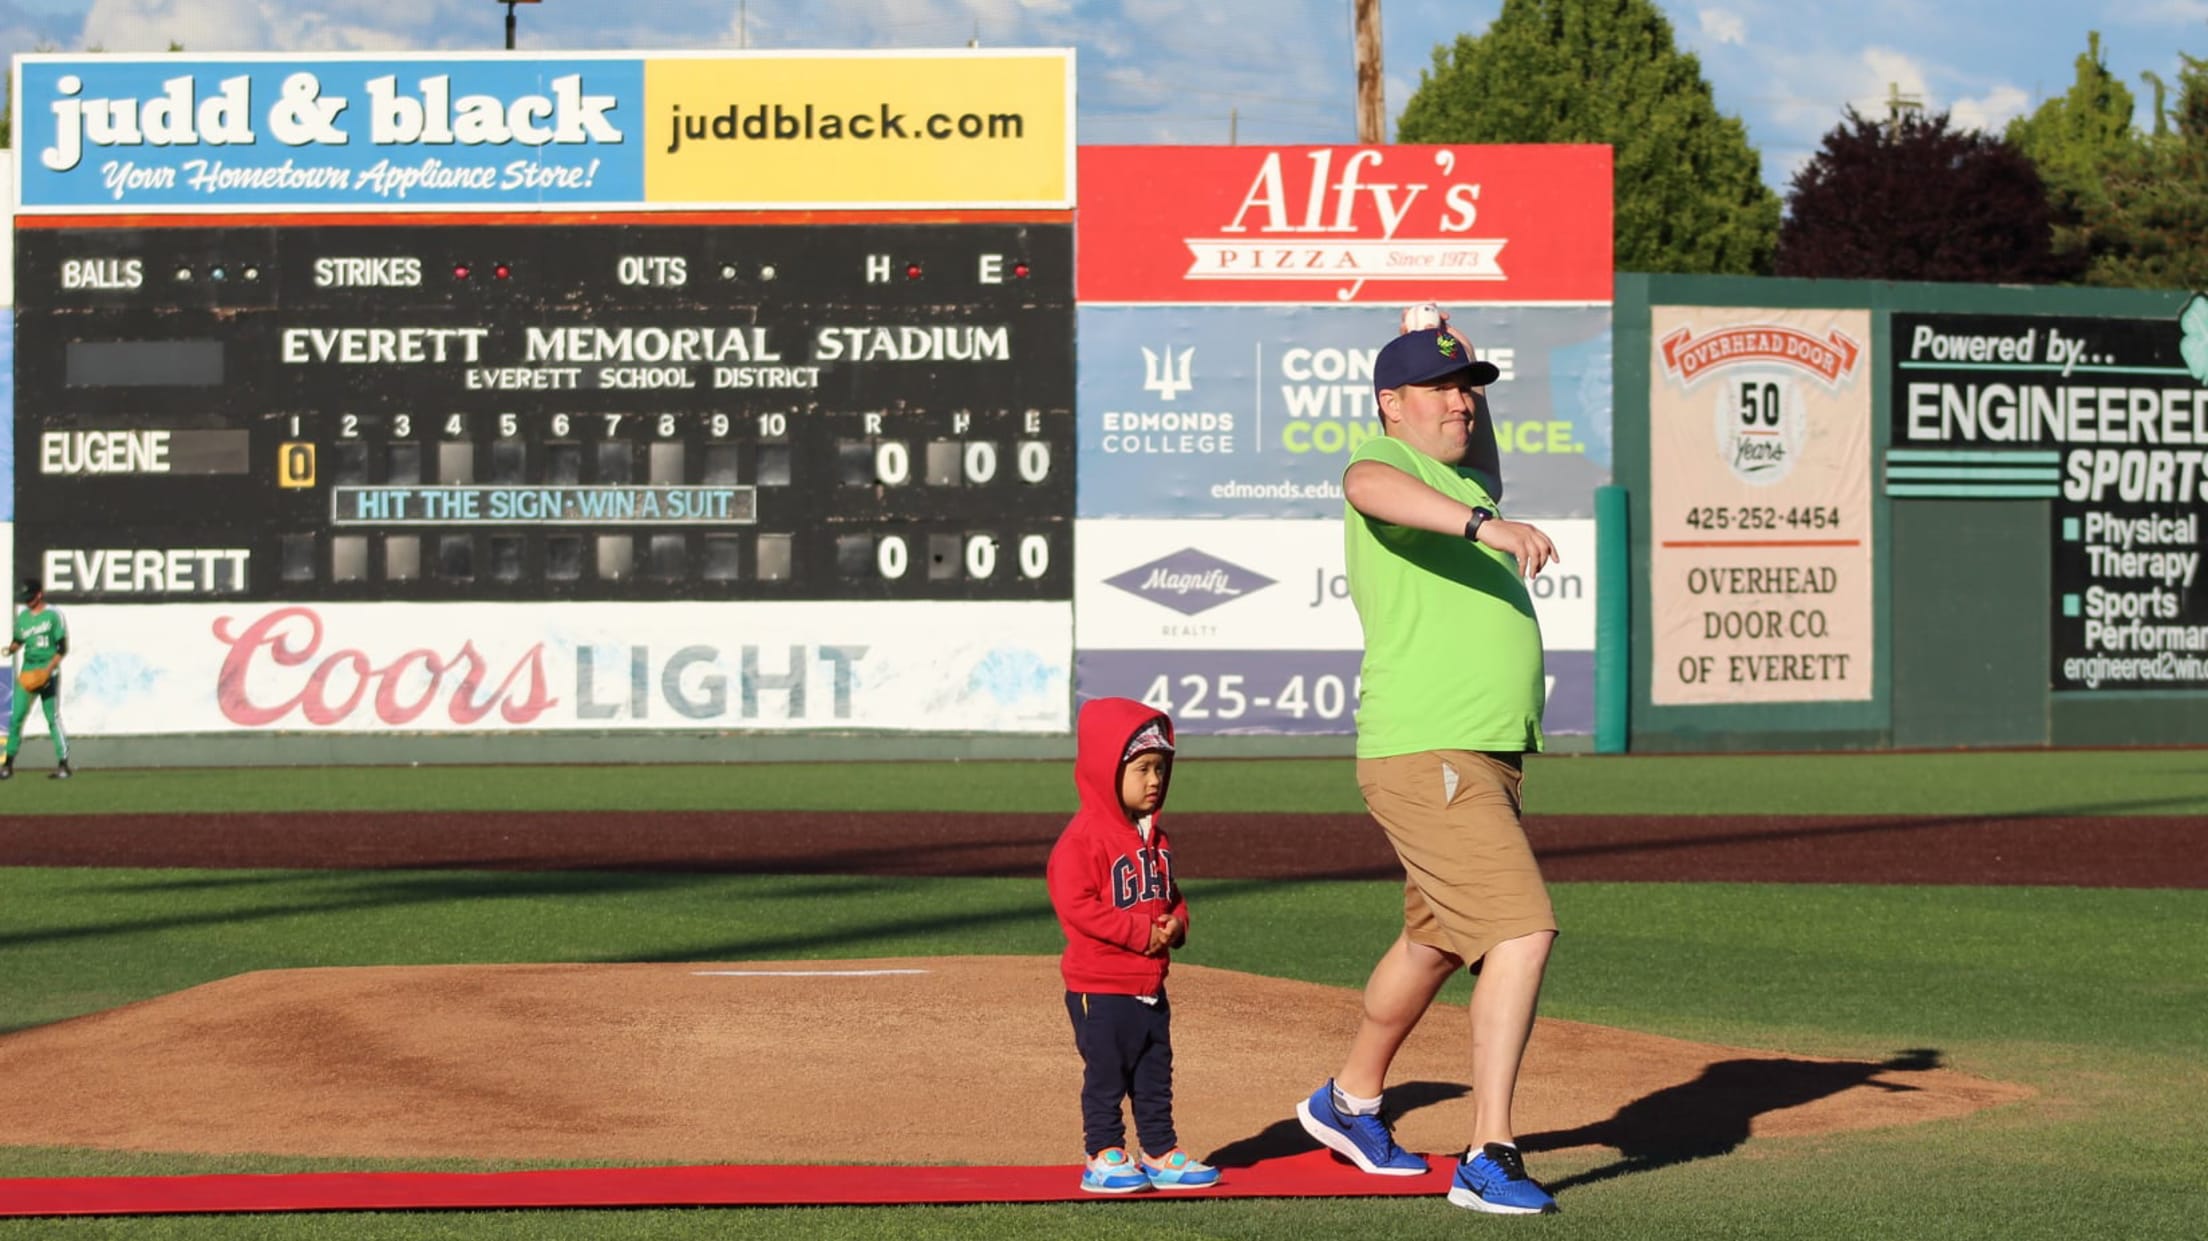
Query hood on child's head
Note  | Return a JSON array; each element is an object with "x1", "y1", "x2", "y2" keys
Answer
[{"x1": 1075, "y1": 696, "x2": 1175, "y2": 822}]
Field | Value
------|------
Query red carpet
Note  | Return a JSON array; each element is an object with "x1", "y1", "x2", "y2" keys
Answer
[{"x1": 0, "y1": 1150, "x2": 1455, "y2": 1217}]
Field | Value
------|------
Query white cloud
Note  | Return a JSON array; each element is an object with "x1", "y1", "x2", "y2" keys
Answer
[
  {"x1": 1852, "y1": 46, "x2": 1931, "y2": 120},
  {"x1": 1950, "y1": 85, "x2": 2032, "y2": 134},
  {"x1": 80, "y1": 0, "x2": 454, "y2": 52},
  {"x1": 2129, "y1": 0, "x2": 2208, "y2": 22},
  {"x1": 1698, "y1": 8, "x2": 1748, "y2": 46}
]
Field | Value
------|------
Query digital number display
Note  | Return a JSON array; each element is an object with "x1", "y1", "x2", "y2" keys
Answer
[{"x1": 14, "y1": 222, "x2": 1075, "y2": 602}]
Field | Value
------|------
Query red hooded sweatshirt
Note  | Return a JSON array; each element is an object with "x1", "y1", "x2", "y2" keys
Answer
[{"x1": 1047, "y1": 697, "x2": 1190, "y2": 996}]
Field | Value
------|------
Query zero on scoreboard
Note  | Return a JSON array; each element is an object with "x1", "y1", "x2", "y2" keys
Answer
[{"x1": 14, "y1": 221, "x2": 1076, "y2": 603}]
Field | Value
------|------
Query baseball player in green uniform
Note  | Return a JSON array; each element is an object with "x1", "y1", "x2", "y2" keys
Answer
[{"x1": 4, "y1": 578, "x2": 73, "y2": 780}]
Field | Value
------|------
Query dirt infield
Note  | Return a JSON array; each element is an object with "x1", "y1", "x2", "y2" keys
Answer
[
  {"x1": 0, "y1": 806, "x2": 2174, "y2": 1169},
  {"x1": 3, "y1": 810, "x2": 2201, "y2": 886},
  {"x1": 0, "y1": 957, "x2": 2029, "y2": 1165}
]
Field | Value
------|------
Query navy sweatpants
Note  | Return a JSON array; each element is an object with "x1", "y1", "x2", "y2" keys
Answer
[{"x1": 1065, "y1": 990, "x2": 1177, "y2": 1157}]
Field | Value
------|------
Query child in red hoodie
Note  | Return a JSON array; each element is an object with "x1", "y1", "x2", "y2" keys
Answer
[{"x1": 1048, "y1": 696, "x2": 1219, "y2": 1194}]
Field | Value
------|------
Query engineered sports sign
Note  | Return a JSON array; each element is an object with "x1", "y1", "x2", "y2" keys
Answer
[{"x1": 1890, "y1": 307, "x2": 2208, "y2": 690}]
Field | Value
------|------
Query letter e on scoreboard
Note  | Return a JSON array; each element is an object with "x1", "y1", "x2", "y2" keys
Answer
[{"x1": 278, "y1": 442, "x2": 317, "y2": 489}]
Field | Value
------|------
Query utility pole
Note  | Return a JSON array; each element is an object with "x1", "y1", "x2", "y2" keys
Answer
[
  {"x1": 499, "y1": 0, "x2": 541, "y2": 51},
  {"x1": 1883, "y1": 80, "x2": 1924, "y2": 126},
  {"x1": 1354, "y1": 0, "x2": 1384, "y2": 142}
]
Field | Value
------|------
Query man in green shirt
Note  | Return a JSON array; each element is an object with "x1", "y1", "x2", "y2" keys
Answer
[
  {"x1": 1295, "y1": 327, "x2": 1562, "y2": 1213},
  {"x1": 5, "y1": 578, "x2": 73, "y2": 780}
]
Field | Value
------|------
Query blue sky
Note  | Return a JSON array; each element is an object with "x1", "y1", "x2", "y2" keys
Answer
[{"x1": 3, "y1": 0, "x2": 2202, "y2": 193}]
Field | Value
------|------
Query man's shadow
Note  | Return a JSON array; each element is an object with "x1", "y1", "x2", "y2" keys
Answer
[
  {"x1": 1206, "y1": 1050, "x2": 1942, "y2": 1182},
  {"x1": 1521, "y1": 1048, "x2": 1943, "y2": 1191},
  {"x1": 1205, "y1": 1081, "x2": 1469, "y2": 1168}
]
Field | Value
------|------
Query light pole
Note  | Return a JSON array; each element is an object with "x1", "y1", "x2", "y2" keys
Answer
[{"x1": 500, "y1": 0, "x2": 541, "y2": 51}]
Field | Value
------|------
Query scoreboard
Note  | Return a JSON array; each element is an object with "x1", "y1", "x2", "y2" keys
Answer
[{"x1": 14, "y1": 221, "x2": 1075, "y2": 604}]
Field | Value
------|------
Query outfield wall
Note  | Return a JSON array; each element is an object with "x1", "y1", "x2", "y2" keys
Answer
[{"x1": 1616, "y1": 274, "x2": 2208, "y2": 752}]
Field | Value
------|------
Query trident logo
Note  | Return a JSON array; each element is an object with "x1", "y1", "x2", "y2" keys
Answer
[{"x1": 1141, "y1": 346, "x2": 1195, "y2": 401}]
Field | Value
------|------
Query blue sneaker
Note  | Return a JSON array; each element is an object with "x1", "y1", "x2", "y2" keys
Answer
[
  {"x1": 1080, "y1": 1146, "x2": 1152, "y2": 1194},
  {"x1": 1448, "y1": 1143, "x2": 1558, "y2": 1214},
  {"x1": 1141, "y1": 1147, "x2": 1219, "y2": 1189},
  {"x1": 1295, "y1": 1081, "x2": 1428, "y2": 1176}
]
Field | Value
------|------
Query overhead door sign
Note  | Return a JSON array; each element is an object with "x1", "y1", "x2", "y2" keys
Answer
[{"x1": 1649, "y1": 307, "x2": 1875, "y2": 704}]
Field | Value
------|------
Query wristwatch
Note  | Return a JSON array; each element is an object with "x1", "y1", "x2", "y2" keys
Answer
[{"x1": 1464, "y1": 506, "x2": 1494, "y2": 543}]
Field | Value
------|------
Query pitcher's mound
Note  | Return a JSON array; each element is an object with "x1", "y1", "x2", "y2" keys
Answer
[{"x1": 0, "y1": 957, "x2": 2028, "y2": 1164}]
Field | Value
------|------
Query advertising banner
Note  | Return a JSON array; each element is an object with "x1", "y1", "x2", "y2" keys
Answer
[
  {"x1": 1076, "y1": 145, "x2": 1612, "y2": 304},
  {"x1": 14, "y1": 51, "x2": 1072, "y2": 212},
  {"x1": 1078, "y1": 304, "x2": 1612, "y2": 520},
  {"x1": 1074, "y1": 518, "x2": 1596, "y2": 735},
  {"x1": 58, "y1": 600, "x2": 1070, "y2": 734},
  {"x1": 645, "y1": 52, "x2": 1071, "y2": 209},
  {"x1": 1890, "y1": 308, "x2": 2208, "y2": 690},
  {"x1": 1649, "y1": 307, "x2": 1875, "y2": 704}
]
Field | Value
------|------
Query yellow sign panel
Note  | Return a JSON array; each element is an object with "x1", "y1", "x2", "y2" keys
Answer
[
  {"x1": 644, "y1": 52, "x2": 1073, "y2": 208},
  {"x1": 278, "y1": 442, "x2": 316, "y2": 488}
]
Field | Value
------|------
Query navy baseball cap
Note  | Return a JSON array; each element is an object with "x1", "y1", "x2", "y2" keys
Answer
[
  {"x1": 1373, "y1": 328, "x2": 1501, "y2": 398},
  {"x1": 15, "y1": 579, "x2": 40, "y2": 603}
]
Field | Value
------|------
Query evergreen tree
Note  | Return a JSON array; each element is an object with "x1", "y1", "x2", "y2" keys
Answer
[
  {"x1": 1394, "y1": 0, "x2": 1778, "y2": 275},
  {"x1": 2087, "y1": 53, "x2": 2208, "y2": 289},
  {"x1": 2005, "y1": 32, "x2": 2141, "y2": 273},
  {"x1": 1774, "y1": 107, "x2": 2080, "y2": 284}
]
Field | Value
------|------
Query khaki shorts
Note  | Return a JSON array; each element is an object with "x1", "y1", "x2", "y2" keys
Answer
[{"x1": 1356, "y1": 749, "x2": 1557, "y2": 967}]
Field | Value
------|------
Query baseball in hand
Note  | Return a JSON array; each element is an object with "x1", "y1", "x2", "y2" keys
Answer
[{"x1": 1400, "y1": 302, "x2": 1445, "y2": 333}]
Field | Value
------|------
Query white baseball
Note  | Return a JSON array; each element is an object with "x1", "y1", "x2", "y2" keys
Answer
[{"x1": 1400, "y1": 302, "x2": 1444, "y2": 333}]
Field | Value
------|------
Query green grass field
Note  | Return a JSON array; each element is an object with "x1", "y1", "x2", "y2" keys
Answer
[
  {"x1": 10, "y1": 747, "x2": 2208, "y2": 815},
  {"x1": 2, "y1": 751, "x2": 2205, "y2": 1239}
]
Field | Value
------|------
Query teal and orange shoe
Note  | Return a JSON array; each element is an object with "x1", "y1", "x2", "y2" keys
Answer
[
  {"x1": 1141, "y1": 1147, "x2": 1219, "y2": 1189},
  {"x1": 1079, "y1": 1146, "x2": 1151, "y2": 1194}
]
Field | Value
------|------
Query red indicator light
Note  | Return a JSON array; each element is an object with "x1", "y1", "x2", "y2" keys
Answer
[
  {"x1": 1012, "y1": 261, "x2": 1031, "y2": 279},
  {"x1": 493, "y1": 263, "x2": 512, "y2": 280},
  {"x1": 453, "y1": 264, "x2": 472, "y2": 280},
  {"x1": 904, "y1": 262, "x2": 924, "y2": 280}
]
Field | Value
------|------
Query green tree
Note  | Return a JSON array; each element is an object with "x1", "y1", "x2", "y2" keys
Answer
[
  {"x1": 2087, "y1": 52, "x2": 2208, "y2": 289},
  {"x1": 2005, "y1": 32, "x2": 2141, "y2": 273},
  {"x1": 1395, "y1": 0, "x2": 1779, "y2": 274}
]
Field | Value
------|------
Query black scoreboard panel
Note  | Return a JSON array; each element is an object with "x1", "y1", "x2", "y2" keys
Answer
[{"x1": 14, "y1": 223, "x2": 1074, "y2": 603}]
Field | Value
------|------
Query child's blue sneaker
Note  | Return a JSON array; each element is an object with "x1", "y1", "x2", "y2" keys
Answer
[
  {"x1": 1447, "y1": 1142, "x2": 1558, "y2": 1214},
  {"x1": 1295, "y1": 1080, "x2": 1429, "y2": 1175},
  {"x1": 1080, "y1": 1146, "x2": 1152, "y2": 1194},
  {"x1": 1141, "y1": 1147, "x2": 1219, "y2": 1189}
]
